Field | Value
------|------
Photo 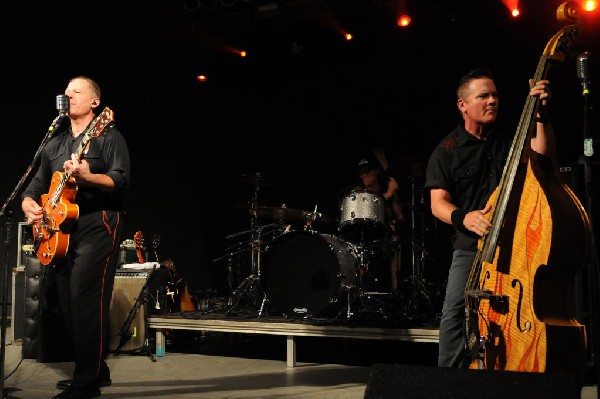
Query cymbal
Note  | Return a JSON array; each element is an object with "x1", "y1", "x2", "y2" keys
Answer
[
  {"x1": 232, "y1": 202, "x2": 277, "y2": 209},
  {"x1": 251, "y1": 206, "x2": 309, "y2": 223},
  {"x1": 251, "y1": 206, "x2": 338, "y2": 227},
  {"x1": 386, "y1": 156, "x2": 427, "y2": 179},
  {"x1": 231, "y1": 174, "x2": 279, "y2": 187}
]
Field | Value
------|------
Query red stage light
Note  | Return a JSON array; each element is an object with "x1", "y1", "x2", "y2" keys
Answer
[
  {"x1": 583, "y1": 0, "x2": 598, "y2": 12},
  {"x1": 397, "y1": 15, "x2": 411, "y2": 27}
]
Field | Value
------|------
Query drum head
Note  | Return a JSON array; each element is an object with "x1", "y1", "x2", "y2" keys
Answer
[{"x1": 262, "y1": 231, "x2": 356, "y2": 318}]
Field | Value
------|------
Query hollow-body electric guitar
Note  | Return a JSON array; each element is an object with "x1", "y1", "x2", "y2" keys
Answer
[{"x1": 33, "y1": 107, "x2": 114, "y2": 265}]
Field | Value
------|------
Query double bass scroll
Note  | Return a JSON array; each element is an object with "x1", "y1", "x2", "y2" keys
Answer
[{"x1": 465, "y1": 1, "x2": 591, "y2": 378}]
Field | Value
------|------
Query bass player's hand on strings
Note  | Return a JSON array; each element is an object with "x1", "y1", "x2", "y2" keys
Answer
[{"x1": 462, "y1": 204, "x2": 493, "y2": 237}]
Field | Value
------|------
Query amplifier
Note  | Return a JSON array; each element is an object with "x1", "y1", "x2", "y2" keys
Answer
[
  {"x1": 109, "y1": 272, "x2": 149, "y2": 352},
  {"x1": 109, "y1": 268, "x2": 169, "y2": 352}
]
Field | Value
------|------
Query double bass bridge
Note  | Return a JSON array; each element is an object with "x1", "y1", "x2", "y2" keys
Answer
[{"x1": 466, "y1": 289, "x2": 509, "y2": 314}]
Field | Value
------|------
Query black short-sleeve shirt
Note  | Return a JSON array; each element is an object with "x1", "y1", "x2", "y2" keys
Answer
[{"x1": 424, "y1": 122, "x2": 512, "y2": 251}]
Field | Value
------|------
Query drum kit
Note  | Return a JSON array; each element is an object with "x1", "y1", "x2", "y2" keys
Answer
[{"x1": 214, "y1": 172, "x2": 446, "y2": 324}]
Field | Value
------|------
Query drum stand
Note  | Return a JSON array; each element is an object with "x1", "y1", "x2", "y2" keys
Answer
[
  {"x1": 403, "y1": 177, "x2": 434, "y2": 320},
  {"x1": 226, "y1": 173, "x2": 274, "y2": 317},
  {"x1": 227, "y1": 231, "x2": 265, "y2": 316},
  {"x1": 343, "y1": 241, "x2": 395, "y2": 322}
]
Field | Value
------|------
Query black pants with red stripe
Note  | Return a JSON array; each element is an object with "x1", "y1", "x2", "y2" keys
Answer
[{"x1": 55, "y1": 210, "x2": 124, "y2": 390}]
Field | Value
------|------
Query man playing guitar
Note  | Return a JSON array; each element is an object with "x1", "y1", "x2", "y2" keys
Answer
[{"x1": 21, "y1": 76, "x2": 131, "y2": 399}]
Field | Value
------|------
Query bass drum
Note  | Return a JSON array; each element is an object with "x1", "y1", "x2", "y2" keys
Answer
[{"x1": 262, "y1": 231, "x2": 359, "y2": 318}]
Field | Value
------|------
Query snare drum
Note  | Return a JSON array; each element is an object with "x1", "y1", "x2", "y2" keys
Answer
[{"x1": 339, "y1": 190, "x2": 387, "y2": 243}]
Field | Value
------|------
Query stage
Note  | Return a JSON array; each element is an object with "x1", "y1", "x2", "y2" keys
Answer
[{"x1": 148, "y1": 308, "x2": 440, "y2": 367}]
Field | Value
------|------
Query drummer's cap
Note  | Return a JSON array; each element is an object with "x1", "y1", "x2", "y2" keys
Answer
[{"x1": 357, "y1": 156, "x2": 380, "y2": 171}]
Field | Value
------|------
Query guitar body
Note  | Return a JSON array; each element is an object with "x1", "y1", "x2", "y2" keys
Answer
[
  {"x1": 34, "y1": 172, "x2": 79, "y2": 265},
  {"x1": 179, "y1": 283, "x2": 197, "y2": 312}
]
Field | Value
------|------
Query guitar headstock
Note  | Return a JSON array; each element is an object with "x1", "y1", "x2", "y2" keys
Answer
[
  {"x1": 152, "y1": 233, "x2": 161, "y2": 251},
  {"x1": 151, "y1": 233, "x2": 162, "y2": 263},
  {"x1": 90, "y1": 107, "x2": 114, "y2": 138},
  {"x1": 134, "y1": 231, "x2": 145, "y2": 263}
]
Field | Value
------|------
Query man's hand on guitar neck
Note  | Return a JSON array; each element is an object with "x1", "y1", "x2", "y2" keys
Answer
[
  {"x1": 64, "y1": 153, "x2": 90, "y2": 181},
  {"x1": 22, "y1": 197, "x2": 43, "y2": 224},
  {"x1": 63, "y1": 152, "x2": 117, "y2": 192}
]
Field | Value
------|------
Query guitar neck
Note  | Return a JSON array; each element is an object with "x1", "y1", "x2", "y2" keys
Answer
[
  {"x1": 48, "y1": 109, "x2": 113, "y2": 206},
  {"x1": 49, "y1": 172, "x2": 71, "y2": 207},
  {"x1": 48, "y1": 134, "x2": 89, "y2": 205},
  {"x1": 73, "y1": 127, "x2": 95, "y2": 163}
]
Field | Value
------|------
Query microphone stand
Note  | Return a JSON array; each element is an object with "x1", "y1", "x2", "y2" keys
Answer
[
  {"x1": 0, "y1": 111, "x2": 66, "y2": 399},
  {"x1": 577, "y1": 71, "x2": 599, "y2": 397}
]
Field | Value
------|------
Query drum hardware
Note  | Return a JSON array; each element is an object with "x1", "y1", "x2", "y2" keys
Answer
[
  {"x1": 251, "y1": 204, "x2": 331, "y2": 232},
  {"x1": 343, "y1": 240, "x2": 400, "y2": 322},
  {"x1": 403, "y1": 177, "x2": 434, "y2": 319},
  {"x1": 222, "y1": 172, "x2": 278, "y2": 316},
  {"x1": 349, "y1": 240, "x2": 392, "y2": 293},
  {"x1": 350, "y1": 291, "x2": 395, "y2": 322},
  {"x1": 224, "y1": 222, "x2": 285, "y2": 316}
]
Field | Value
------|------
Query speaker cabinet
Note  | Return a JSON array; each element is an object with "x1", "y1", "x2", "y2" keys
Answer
[
  {"x1": 364, "y1": 363, "x2": 581, "y2": 399},
  {"x1": 109, "y1": 271, "x2": 150, "y2": 352},
  {"x1": 109, "y1": 268, "x2": 169, "y2": 352}
]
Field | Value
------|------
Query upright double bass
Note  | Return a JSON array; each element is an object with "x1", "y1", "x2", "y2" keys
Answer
[{"x1": 465, "y1": 2, "x2": 591, "y2": 378}]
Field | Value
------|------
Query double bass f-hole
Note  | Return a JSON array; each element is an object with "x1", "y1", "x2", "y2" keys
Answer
[{"x1": 511, "y1": 279, "x2": 532, "y2": 334}]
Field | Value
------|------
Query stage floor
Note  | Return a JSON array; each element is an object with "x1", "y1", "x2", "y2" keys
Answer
[
  {"x1": 3, "y1": 296, "x2": 597, "y2": 398},
  {"x1": 3, "y1": 333, "x2": 598, "y2": 399}
]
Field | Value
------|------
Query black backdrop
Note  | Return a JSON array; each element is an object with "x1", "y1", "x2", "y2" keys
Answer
[{"x1": 2, "y1": 0, "x2": 599, "y2": 297}]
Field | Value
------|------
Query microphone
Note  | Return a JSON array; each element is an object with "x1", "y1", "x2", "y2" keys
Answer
[
  {"x1": 577, "y1": 52, "x2": 591, "y2": 95},
  {"x1": 48, "y1": 95, "x2": 69, "y2": 135},
  {"x1": 56, "y1": 94, "x2": 69, "y2": 114}
]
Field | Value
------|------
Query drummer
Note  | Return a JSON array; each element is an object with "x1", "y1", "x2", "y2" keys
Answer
[{"x1": 352, "y1": 156, "x2": 406, "y2": 292}]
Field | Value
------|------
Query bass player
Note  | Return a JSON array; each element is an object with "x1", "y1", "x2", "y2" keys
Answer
[{"x1": 424, "y1": 68, "x2": 555, "y2": 369}]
